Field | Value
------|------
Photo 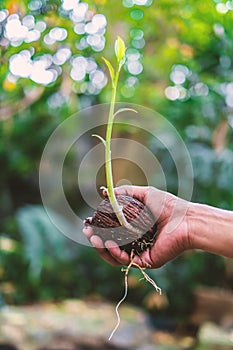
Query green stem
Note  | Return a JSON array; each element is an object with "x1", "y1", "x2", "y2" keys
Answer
[
  {"x1": 103, "y1": 47, "x2": 142, "y2": 235},
  {"x1": 105, "y1": 67, "x2": 123, "y2": 220},
  {"x1": 105, "y1": 66, "x2": 141, "y2": 234}
]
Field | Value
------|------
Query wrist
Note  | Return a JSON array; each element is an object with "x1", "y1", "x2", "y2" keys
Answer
[
  {"x1": 187, "y1": 202, "x2": 233, "y2": 258},
  {"x1": 187, "y1": 202, "x2": 208, "y2": 250}
]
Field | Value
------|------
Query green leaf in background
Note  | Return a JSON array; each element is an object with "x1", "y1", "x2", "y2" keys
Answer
[{"x1": 16, "y1": 205, "x2": 75, "y2": 280}]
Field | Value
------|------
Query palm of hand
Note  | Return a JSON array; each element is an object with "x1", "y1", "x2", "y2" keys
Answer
[{"x1": 83, "y1": 186, "x2": 190, "y2": 269}]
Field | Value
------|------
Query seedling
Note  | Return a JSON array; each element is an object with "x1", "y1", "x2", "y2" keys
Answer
[
  {"x1": 85, "y1": 36, "x2": 161, "y2": 341},
  {"x1": 93, "y1": 36, "x2": 140, "y2": 234}
]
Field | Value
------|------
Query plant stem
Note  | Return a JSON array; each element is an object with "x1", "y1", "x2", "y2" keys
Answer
[
  {"x1": 105, "y1": 67, "x2": 125, "y2": 222},
  {"x1": 105, "y1": 57, "x2": 142, "y2": 234}
]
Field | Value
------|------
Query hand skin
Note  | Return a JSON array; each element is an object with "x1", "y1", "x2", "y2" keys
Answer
[{"x1": 83, "y1": 185, "x2": 233, "y2": 268}]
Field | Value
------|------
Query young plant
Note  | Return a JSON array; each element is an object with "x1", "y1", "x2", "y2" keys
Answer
[
  {"x1": 87, "y1": 37, "x2": 162, "y2": 341},
  {"x1": 93, "y1": 36, "x2": 141, "y2": 235}
]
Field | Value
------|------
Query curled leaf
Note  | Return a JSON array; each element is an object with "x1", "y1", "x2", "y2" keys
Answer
[
  {"x1": 113, "y1": 107, "x2": 138, "y2": 119},
  {"x1": 92, "y1": 134, "x2": 106, "y2": 146},
  {"x1": 115, "y1": 36, "x2": 126, "y2": 63}
]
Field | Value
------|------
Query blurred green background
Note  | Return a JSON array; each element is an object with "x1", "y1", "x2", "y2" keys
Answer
[{"x1": 1, "y1": 0, "x2": 233, "y2": 341}]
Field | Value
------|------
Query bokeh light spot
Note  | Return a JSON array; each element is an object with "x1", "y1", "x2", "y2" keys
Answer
[
  {"x1": 127, "y1": 61, "x2": 143, "y2": 75},
  {"x1": 130, "y1": 9, "x2": 144, "y2": 20}
]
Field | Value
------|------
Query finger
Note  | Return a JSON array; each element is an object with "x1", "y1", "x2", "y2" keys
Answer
[
  {"x1": 114, "y1": 185, "x2": 167, "y2": 220},
  {"x1": 83, "y1": 225, "x2": 94, "y2": 240},
  {"x1": 89, "y1": 235, "x2": 121, "y2": 266},
  {"x1": 105, "y1": 240, "x2": 130, "y2": 265},
  {"x1": 113, "y1": 185, "x2": 149, "y2": 202}
]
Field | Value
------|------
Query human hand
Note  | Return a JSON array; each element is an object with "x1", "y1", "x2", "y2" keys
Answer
[{"x1": 83, "y1": 185, "x2": 191, "y2": 268}]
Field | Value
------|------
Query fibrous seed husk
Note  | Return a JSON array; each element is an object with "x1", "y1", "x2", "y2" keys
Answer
[{"x1": 84, "y1": 195, "x2": 157, "y2": 255}]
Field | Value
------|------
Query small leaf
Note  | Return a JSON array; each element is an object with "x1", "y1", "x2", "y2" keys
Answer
[
  {"x1": 102, "y1": 57, "x2": 115, "y2": 83},
  {"x1": 92, "y1": 134, "x2": 106, "y2": 146},
  {"x1": 113, "y1": 108, "x2": 138, "y2": 119},
  {"x1": 115, "y1": 36, "x2": 126, "y2": 63}
]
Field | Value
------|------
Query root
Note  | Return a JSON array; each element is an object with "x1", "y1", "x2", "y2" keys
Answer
[
  {"x1": 108, "y1": 258, "x2": 134, "y2": 341},
  {"x1": 108, "y1": 251, "x2": 161, "y2": 341},
  {"x1": 134, "y1": 263, "x2": 162, "y2": 295}
]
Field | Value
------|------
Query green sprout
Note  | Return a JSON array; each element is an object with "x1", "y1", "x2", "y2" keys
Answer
[{"x1": 93, "y1": 36, "x2": 138, "y2": 232}]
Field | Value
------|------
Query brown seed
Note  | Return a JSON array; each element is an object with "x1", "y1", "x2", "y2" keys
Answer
[{"x1": 84, "y1": 195, "x2": 157, "y2": 255}]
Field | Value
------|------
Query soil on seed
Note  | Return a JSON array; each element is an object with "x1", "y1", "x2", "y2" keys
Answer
[{"x1": 84, "y1": 195, "x2": 157, "y2": 255}]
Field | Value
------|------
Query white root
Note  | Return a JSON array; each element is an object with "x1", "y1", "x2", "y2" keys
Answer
[
  {"x1": 108, "y1": 254, "x2": 161, "y2": 341},
  {"x1": 108, "y1": 260, "x2": 133, "y2": 341}
]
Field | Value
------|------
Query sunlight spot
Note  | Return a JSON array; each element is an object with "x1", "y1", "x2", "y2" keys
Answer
[
  {"x1": 70, "y1": 3, "x2": 88, "y2": 22},
  {"x1": 31, "y1": 68, "x2": 57, "y2": 85},
  {"x1": 130, "y1": 9, "x2": 144, "y2": 20},
  {"x1": 226, "y1": 94, "x2": 233, "y2": 108},
  {"x1": 5, "y1": 18, "x2": 28, "y2": 41},
  {"x1": 132, "y1": 38, "x2": 145, "y2": 49},
  {"x1": 62, "y1": 0, "x2": 78, "y2": 11},
  {"x1": 90, "y1": 69, "x2": 107, "y2": 89},
  {"x1": 71, "y1": 67, "x2": 86, "y2": 81},
  {"x1": 126, "y1": 48, "x2": 141, "y2": 61},
  {"x1": 170, "y1": 70, "x2": 186, "y2": 85},
  {"x1": 130, "y1": 28, "x2": 144, "y2": 40},
  {"x1": 34, "y1": 21, "x2": 46, "y2": 32},
  {"x1": 74, "y1": 23, "x2": 85, "y2": 34},
  {"x1": 49, "y1": 27, "x2": 68, "y2": 41},
  {"x1": 226, "y1": 82, "x2": 233, "y2": 94},
  {"x1": 71, "y1": 66, "x2": 86, "y2": 81},
  {"x1": 228, "y1": 114, "x2": 233, "y2": 128},
  {"x1": 9, "y1": 50, "x2": 58, "y2": 85},
  {"x1": 191, "y1": 82, "x2": 209, "y2": 96},
  {"x1": 92, "y1": 14, "x2": 107, "y2": 28},
  {"x1": 127, "y1": 61, "x2": 143, "y2": 75},
  {"x1": 9, "y1": 52, "x2": 32, "y2": 78},
  {"x1": 123, "y1": 0, "x2": 152, "y2": 6},
  {"x1": 44, "y1": 33, "x2": 56, "y2": 45},
  {"x1": 216, "y1": 3, "x2": 228, "y2": 13},
  {"x1": 165, "y1": 86, "x2": 179, "y2": 100},
  {"x1": 53, "y1": 48, "x2": 71, "y2": 65},
  {"x1": 76, "y1": 37, "x2": 88, "y2": 50},
  {"x1": 91, "y1": 37, "x2": 105, "y2": 52},
  {"x1": 213, "y1": 23, "x2": 225, "y2": 36},
  {"x1": 0, "y1": 10, "x2": 8, "y2": 22},
  {"x1": 7, "y1": 73, "x2": 18, "y2": 83},
  {"x1": 225, "y1": 83, "x2": 233, "y2": 108},
  {"x1": 86, "y1": 58, "x2": 97, "y2": 73},
  {"x1": 25, "y1": 29, "x2": 41, "y2": 43},
  {"x1": 28, "y1": 0, "x2": 42, "y2": 11},
  {"x1": 226, "y1": 1, "x2": 233, "y2": 10},
  {"x1": 134, "y1": 0, "x2": 148, "y2": 5},
  {"x1": 177, "y1": 86, "x2": 187, "y2": 99},
  {"x1": 22, "y1": 15, "x2": 35, "y2": 29},
  {"x1": 48, "y1": 92, "x2": 67, "y2": 109},
  {"x1": 122, "y1": 0, "x2": 134, "y2": 7},
  {"x1": 121, "y1": 85, "x2": 135, "y2": 98},
  {"x1": 126, "y1": 76, "x2": 138, "y2": 87},
  {"x1": 87, "y1": 34, "x2": 101, "y2": 46},
  {"x1": 85, "y1": 21, "x2": 98, "y2": 34},
  {"x1": 72, "y1": 55, "x2": 88, "y2": 68}
]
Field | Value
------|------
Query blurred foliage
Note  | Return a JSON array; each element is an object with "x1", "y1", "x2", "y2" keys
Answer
[{"x1": 1, "y1": 0, "x2": 233, "y2": 326}]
